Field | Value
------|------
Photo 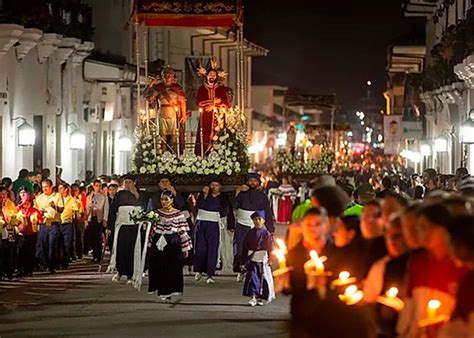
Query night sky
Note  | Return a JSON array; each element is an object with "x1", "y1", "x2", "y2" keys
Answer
[{"x1": 243, "y1": 0, "x2": 425, "y2": 111}]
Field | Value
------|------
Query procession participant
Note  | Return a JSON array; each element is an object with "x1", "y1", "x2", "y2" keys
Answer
[
  {"x1": 144, "y1": 67, "x2": 187, "y2": 153},
  {"x1": 12, "y1": 169, "x2": 34, "y2": 198},
  {"x1": 71, "y1": 183, "x2": 85, "y2": 260},
  {"x1": 148, "y1": 176, "x2": 186, "y2": 211},
  {"x1": 283, "y1": 208, "x2": 330, "y2": 335},
  {"x1": 397, "y1": 204, "x2": 467, "y2": 338},
  {"x1": 195, "y1": 58, "x2": 230, "y2": 156},
  {"x1": 34, "y1": 179, "x2": 63, "y2": 273},
  {"x1": 363, "y1": 214, "x2": 409, "y2": 338},
  {"x1": 1, "y1": 177, "x2": 15, "y2": 202},
  {"x1": 86, "y1": 180, "x2": 109, "y2": 263},
  {"x1": 17, "y1": 191, "x2": 42, "y2": 276},
  {"x1": 242, "y1": 210, "x2": 275, "y2": 306},
  {"x1": 106, "y1": 183, "x2": 119, "y2": 251},
  {"x1": 147, "y1": 191, "x2": 192, "y2": 302},
  {"x1": 58, "y1": 183, "x2": 78, "y2": 269},
  {"x1": 276, "y1": 177, "x2": 297, "y2": 224},
  {"x1": 193, "y1": 175, "x2": 229, "y2": 284},
  {"x1": 107, "y1": 175, "x2": 148, "y2": 283},
  {"x1": 324, "y1": 215, "x2": 367, "y2": 280},
  {"x1": 234, "y1": 173, "x2": 274, "y2": 282},
  {"x1": 360, "y1": 200, "x2": 388, "y2": 277}
]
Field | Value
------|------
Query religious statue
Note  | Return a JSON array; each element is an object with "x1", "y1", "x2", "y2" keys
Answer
[
  {"x1": 144, "y1": 67, "x2": 187, "y2": 153},
  {"x1": 195, "y1": 58, "x2": 232, "y2": 156}
]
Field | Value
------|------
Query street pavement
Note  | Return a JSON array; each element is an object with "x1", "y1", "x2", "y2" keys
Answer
[{"x1": 0, "y1": 225, "x2": 290, "y2": 337}]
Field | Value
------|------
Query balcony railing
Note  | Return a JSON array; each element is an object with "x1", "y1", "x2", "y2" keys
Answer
[{"x1": 0, "y1": 0, "x2": 93, "y2": 41}]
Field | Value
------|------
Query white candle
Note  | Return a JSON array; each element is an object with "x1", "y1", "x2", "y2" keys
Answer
[{"x1": 427, "y1": 299, "x2": 441, "y2": 320}]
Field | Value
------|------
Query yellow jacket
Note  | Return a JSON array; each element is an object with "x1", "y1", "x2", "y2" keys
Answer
[
  {"x1": 34, "y1": 193, "x2": 63, "y2": 225},
  {"x1": 60, "y1": 195, "x2": 79, "y2": 224}
]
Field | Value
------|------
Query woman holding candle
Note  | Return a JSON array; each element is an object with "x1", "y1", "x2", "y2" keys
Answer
[{"x1": 17, "y1": 191, "x2": 43, "y2": 276}]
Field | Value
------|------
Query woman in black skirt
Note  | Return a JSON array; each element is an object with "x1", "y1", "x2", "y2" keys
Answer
[{"x1": 148, "y1": 191, "x2": 192, "y2": 302}]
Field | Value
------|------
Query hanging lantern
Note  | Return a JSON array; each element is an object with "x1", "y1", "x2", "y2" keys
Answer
[
  {"x1": 17, "y1": 121, "x2": 35, "y2": 147},
  {"x1": 70, "y1": 130, "x2": 86, "y2": 150},
  {"x1": 118, "y1": 135, "x2": 132, "y2": 152}
]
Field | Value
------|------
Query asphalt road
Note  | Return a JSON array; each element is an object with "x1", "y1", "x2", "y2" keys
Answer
[{"x1": 0, "y1": 226, "x2": 290, "y2": 337}]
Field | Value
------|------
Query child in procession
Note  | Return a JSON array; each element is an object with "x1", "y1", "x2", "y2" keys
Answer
[{"x1": 242, "y1": 210, "x2": 275, "y2": 306}]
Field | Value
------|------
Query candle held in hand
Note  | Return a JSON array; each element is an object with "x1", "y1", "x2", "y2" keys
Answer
[
  {"x1": 386, "y1": 287, "x2": 398, "y2": 299},
  {"x1": 427, "y1": 299, "x2": 441, "y2": 319},
  {"x1": 310, "y1": 250, "x2": 325, "y2": 275}
]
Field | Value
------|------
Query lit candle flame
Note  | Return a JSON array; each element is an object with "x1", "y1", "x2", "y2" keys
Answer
[
  {"x1": 275, "y1": 238, "x2": 287, "y2": 252},
  {"x1": 345, "y1": 285, "x2": 358, "y2": 296},
  {"x1": 339, "y1": 271, "x2": 350, "y2": 283},
  {"x1": 272, "y1": 246, "x2": 287, "y2": 270},
  {"x1": 427, "y1": 299, "x2": 441, "y2": 319},
  {"x1": 310, "y1": 250, "x2": 326, "y2": 274},
  {"x1": 386, "y1": 287, "x2": 399, "y2": 299}
]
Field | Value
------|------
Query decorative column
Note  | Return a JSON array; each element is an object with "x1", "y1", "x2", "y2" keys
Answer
[
  {"x1": 37, "y1": 33, "x2": 63, "y2": 63},
  {"x1": 15, "y1": 28, "x2": 43, "y2": 60},
  {"x1": 0, "y1": 24, "x2": 24, "y2": 58}
]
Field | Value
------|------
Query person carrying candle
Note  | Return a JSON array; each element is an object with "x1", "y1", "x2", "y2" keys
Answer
[
  {"x1": 234, "y1": 173, "x2": 274, "y2": 282},
  {"x1": 147, "y1": 191, "x2": 192, "y2": 302},
  {"x1": 58, "y1": 183, "x2": 79, "y2": 269},
  {"x1": 397, "y1": 204, "x2": 467, "y2": 338},
  {"x1": 17, "y1": 191, "x2": 42, "y2": 276},
  {"x1": 34, "y1": 179, "x2": 63, "y2": 273},
  {"x1": 242, "y1": 210, "x2": 275, "y2": 306},
  {"x1": 193, "y1": 175, "x2": 229, "y2": 284}
]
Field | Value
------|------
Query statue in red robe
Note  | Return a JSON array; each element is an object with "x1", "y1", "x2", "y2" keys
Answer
[{"x1": 195, "y1": 62, "x2": 232, "y2": 156}]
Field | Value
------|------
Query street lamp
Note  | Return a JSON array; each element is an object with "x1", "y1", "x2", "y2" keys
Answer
[
  {"x1": 118, "y1": 135, "x2": 132, "y2": 152},
  {"x1": 460, "y1": 111, "x2": 474, "y2": 144},
  {"x1": 434, "y1": 136, "x2": 448, "y2": 152},
  {"x1": 17, "y1": 120, "x2": 35, "y2": 147},
  {"x1": 420, "y1": 144, "x2": 431, "y2": 156},
  {"x1": 70, "y1": 130, "x2": 86, "y2": 150}
]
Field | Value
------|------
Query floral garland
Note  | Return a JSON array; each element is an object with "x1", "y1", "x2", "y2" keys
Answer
[
  {"x1": 276, "y1": 150, "x2": 334, "y2": 176},
  {"x1": 132, "y1": 107, "x2": 250, "y2": 177}
]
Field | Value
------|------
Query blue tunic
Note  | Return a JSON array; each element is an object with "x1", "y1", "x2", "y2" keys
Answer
[
  {"x1": 193, "y1": 193, "x2": 229, "y2": 276},
  {"x1": 242, "y1": 227, "x2": 273, "y2": 299},
  {"x1": 236, "y1": 189, "x2": 274, "y2": 232}
]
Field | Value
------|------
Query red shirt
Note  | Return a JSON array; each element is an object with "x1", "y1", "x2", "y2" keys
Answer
[
  {"x1": 18, "y1": 206, "x2": 43, "y2": 234},
  {"x1": 407, "y1": 250, "x2": 468, "y2": 298}
]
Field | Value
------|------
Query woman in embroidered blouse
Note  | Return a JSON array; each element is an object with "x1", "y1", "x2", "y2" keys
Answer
[{"x1": 148, "y1": 191, "x2": 192, "y2": 302}]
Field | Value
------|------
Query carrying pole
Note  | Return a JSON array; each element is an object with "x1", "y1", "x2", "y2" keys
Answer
[
  {"x1": 143, "y1": 26, "x2": 150, "y2": 133},
  {"x1": 134, "y1": 15, "x2": 141, "y2": 126}
]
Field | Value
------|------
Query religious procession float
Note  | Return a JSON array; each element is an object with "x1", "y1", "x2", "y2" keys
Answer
[{"x1": 127, "y1": 0, "x2": 335, "y2": 192}]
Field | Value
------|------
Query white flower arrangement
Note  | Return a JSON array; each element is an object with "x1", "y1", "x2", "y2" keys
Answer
[
  {"x1": 277, "y1": 150, "x2": 335, "y2": 176},
  {"x1": 133, "y1": 107, "x2": 250, "y2": 176}
]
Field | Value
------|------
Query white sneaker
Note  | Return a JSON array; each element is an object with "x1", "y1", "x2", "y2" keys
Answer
[
  {"x1": 126, "y1": 279, "x2": 133, "y2": 285},
  {"x1": 257, "y1": 299, "x2": 265, "y2": 306},
  {"x1": 248, "y1": 297, "x2": 257, "y2": 307},
  {"x1": 194, "y1": 273, "x2": 202, "y2": 281},
  {"x1": 112, "y1": 273, "x2": 121, "y2": 282},
  {"x1": 206, "y1": 277, "x2": 215, "y2": 284},
  {"x1": 236, "y1": 273, "x2": 243, "y2": 282}
]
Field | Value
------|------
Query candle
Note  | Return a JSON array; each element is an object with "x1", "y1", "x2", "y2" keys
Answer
[
  {"x1": 386, "y1": 287, "x2": 398, "y2": 299},
  {"x1": 273, "y1": 249, "x2": 286, "y2": 270},
  {"x1": 427, "y1": 299, "x2": 441, "y2": 320},
  {"x1": 339, "y1": 271, "x2": 350, "y2": 284},
  {"x1": 273, "y1": 238, "x2": 288, "y2": 270},
  {"x1": 339, "y1": 285, "x2": 364, "y2": 305},
  {"x1": 331, "y1": 271, "x2": 357, "y2": 287},
  {"x1": 309, "y1": 250, "x2": 326, "y2": 275},
  {"x1": 377, "y1": 287, "x2": 404, "y2": 311}
]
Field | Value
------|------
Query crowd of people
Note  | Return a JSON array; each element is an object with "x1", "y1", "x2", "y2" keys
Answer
[
  {"x1": 274, "y1": 166, "x2": 474, "y2": 338},
  {"x1": 2, "y1": 163, "x2": 474, "y2": 337},
  {"x1": 0, "y1": 168, "x2": 120, "y2": 279}
]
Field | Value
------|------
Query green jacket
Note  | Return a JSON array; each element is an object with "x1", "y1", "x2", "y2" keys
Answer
[{"x1": 291, "y1": 199, "x2": 312, "y2": 223}]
